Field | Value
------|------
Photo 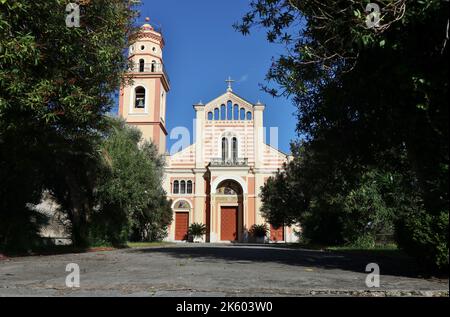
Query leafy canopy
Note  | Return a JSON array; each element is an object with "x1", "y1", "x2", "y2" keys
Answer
[
  {"x1": 237, "y1": 0, "x2": 448, "y2": 270},
  {"x1": 0, "y1": 0, "x2": 138, "y2": 249}
]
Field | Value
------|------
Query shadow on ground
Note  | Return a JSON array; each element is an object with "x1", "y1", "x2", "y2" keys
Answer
[{"x1": 129, "y1": 244, "x2": 430, "y2": 279}]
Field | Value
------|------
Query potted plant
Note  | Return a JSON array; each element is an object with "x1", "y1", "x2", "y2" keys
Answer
[
  {"x1": 249, "y1": 224, "x2": 268, "y2": 244},
  {"x1": 188, "y1": 223, "x2": 207, "y2": 243}
]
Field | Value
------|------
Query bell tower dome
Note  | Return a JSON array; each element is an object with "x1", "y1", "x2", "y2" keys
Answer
[{"x1": 118, "y1": 19, "x2": 170, "y2": 154}]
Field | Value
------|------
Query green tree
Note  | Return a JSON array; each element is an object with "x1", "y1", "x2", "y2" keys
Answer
[
  {"x1": 91, "y1": 119, "x2": 172, "y2": 246},
  {"x1": 260, "y1": 157, "x2": 307, "y2": 230},
  {"x1": 238, "y1": 0, "x2": 448, "y2": 270},
  {"x1": 261, "y1": 143, "x2": 399, "y2": 247},
  {"x1": 0, "y1": 0, "x2": 137, "y2": 249},
  {"x1": 339, "y1": 169, "x2": 398, "y2": 247}
]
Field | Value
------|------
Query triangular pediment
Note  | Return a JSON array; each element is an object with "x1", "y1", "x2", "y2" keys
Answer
[{"x1": 204, "y1": 90, "x2": 254, "y2": 113}]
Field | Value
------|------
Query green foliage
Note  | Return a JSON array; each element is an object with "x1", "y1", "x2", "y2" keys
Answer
[
  {"x1": 1, "y1": 0, "x2": 136, "y2": 128},
  {"x1": 396, "y1": 208, "x2": 449, "y2": 272},
  {"x1": 249, "y1": 224, "x2": 269, "y2": 238},
  {"x1": 260, "y1": 168, "x2": 304, "y2": 229},
  {"x1": 0, "y1": 1, "x2": 137, "y2": 248},
  {"x1": 346, "y1": 235, "x2": 376, "y2": 250},
  {"x1": 240, "y1": 0, "x2": 448, "y2": 271},
  {"x1": 0, "y1": 206, "x2": 49, "y2": 253},
  {"x1": 0, "y1": 120, "x2": 50, "y2": 251},
  {"x1": 188, "y1": 223, "x2": 207, "y2": 238},
  {"x1": 301, "y1": 201, "x2": 344, "y2": 246},
  {"x1": 262, "y1": 158, "x2": 398, "y2": 246},
  {"x1": 340, "y1": 170, "x2": 397, "y2": 245},
  {"x1": 91, "y1": 119, "x2": 173, "y2": 246}
]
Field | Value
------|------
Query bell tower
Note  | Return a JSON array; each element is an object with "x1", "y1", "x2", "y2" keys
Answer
[{"x1": 119, "y1": 19, "x2": 170, "y2": 154}]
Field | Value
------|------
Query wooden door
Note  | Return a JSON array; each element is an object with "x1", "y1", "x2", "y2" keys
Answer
[
  {"x1": 221, "y1": 207, "x2": 238, "y2": 241},
  {"x1": 175, "y1": 212, "x2": 189, "y2": 241},
  {"x1": 270, "y1": 224, "x2": 285, "y2": 242}
]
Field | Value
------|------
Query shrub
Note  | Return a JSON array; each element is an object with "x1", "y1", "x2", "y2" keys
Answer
[
  {"x1": 347, "y1": 235, "x2": 376, "y2": 249},
  {"x1": 340, "y1": 170, "x2": 396, "y2": 245},
  {"x1": 188, "y1": 223, "x2": 207, "y2": 238},
  {"x1": 249, "y1": 224, "x2": 269, "y2": 238},
  {"x1": 301, "y1": 201, "x2": 345, "y2": 245},
  {"x1": 396, "y1": 208, "x2": 449, "y2": 272},
  {"x1": 0, "y1": 207, "x2": 49, "y2": 253}
]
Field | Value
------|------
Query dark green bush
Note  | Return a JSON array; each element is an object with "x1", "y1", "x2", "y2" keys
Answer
[
  {"x1": 0, "y1": 207, "x2": 49, "y2": 253},
  {"x1": 188, "y1": 223, "x2": 207, "y2": 238},
  {"x1": 301, "y1": 204, "x2": 344, "y2": 246},
  {"x1": 249, "y1": 224, "x2": 269, "y2": 238},
  {"x1": 89, "y1": 203, "x2": 129, "y2": 247},
  {"x1": 396, "y1": 208, "x2": 449, "y2": 272}
]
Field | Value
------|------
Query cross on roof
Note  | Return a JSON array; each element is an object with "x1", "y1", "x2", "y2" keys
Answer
[{"x1": 226, "y1": 76, "x2": 235, "y2": 92}]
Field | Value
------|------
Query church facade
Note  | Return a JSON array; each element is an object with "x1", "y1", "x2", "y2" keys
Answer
[{"x1": 119, "y1": 23, "x2": 298, "y2": 243}]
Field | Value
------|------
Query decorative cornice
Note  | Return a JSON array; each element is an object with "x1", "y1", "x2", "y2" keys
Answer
[
  {"x1": 165, "y1": 169, "x2": 196, "y2": 174},
  {"x1": 124, "y1": 72, "x2": 170, "y2": 92},
  {"x1": 253, "y1": 169, "x2": 280, "y2": 174},
  {"x1": 137, "y1": 32, "x2": 165, "y2": 48},
  {"x1": 126, "y1": 121, "x2": 168, "y2": 136},
  {"x1": 193, "y1": 168, "x2": 208, "y2": 173},
  {"x1": 208, "y1": 166, "x2": 251, "y2": 172}
]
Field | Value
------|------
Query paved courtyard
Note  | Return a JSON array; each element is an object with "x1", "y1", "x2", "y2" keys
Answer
[{"x1": 0, "y1": 244, "x2": 448, "y2": 297}]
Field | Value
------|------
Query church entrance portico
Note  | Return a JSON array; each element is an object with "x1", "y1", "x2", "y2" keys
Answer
[
  {"x1": 171, "y1": 199, "x2": 193, "y2": 242},
  {"x1": 209, "y1": 178, "x2": 246, "y2": 243}
]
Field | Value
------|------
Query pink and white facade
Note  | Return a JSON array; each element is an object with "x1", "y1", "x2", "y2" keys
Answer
[{"x1": 120, "y1": 23, "x2": 298, "y2": 243}]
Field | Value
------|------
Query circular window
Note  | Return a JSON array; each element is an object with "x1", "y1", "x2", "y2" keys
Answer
[
  {"x1": 152, "y1": 47, "x2": 157, "y2": 52},
  {"x1": 140, "y1": 45, "x2": 145, "y2": 51}
]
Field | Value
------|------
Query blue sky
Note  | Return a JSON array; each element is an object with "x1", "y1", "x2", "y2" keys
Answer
[{"x1": 119, "y1": 0, "x2": 298, "y2": 153}]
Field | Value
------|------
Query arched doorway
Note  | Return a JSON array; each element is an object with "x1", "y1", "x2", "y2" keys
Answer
[{"x1": 215, "y1": 180, "x2": 244, "y2": 242}]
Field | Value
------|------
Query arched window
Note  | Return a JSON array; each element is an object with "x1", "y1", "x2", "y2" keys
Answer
[
  {"x1": 234, "y1": 105, "x2": 239, "y2": 120},
  {"x1": 151, "y1": 60, "x2": 156, "y2": 72},
  {"x1": 135, "y1": 86, "x2": 145, "y2": 108},
  {"x1": 139, "y1": 59, "x2": 145, "y2": 72},
  {"x1": 214, "y1": 108, "x2": 219, "y2": 120},
  {"x1": 220, "y1": 104, "x2": 226, "y2": 120},
  {"x1": 173, "y1": 181, "x2": 180, "y2": 194},
  {"x1": 227, "y1": 101, "x2": 233, "y2": 120},
  {"x1": 240, "y1": 108, "x2": 246, "y2": 120},
  {"x1": 187, "y1": 181, "x2": 193, "y2": 194},
  {"x1": 247, "y1": 111, "x2": 253, "y2": 120},
  {"x1": 208, "y1": 112, "x2": 213, "y2": 121},
  {"x1": 174, "y1": 180, "x2": 192, "y2": 195},
  {"x1": 222, "y1": 137, "x2": 228, "y2": 161},
  {"x1": 232, "y1": 137, "x2": 238, "y2": 161}
]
